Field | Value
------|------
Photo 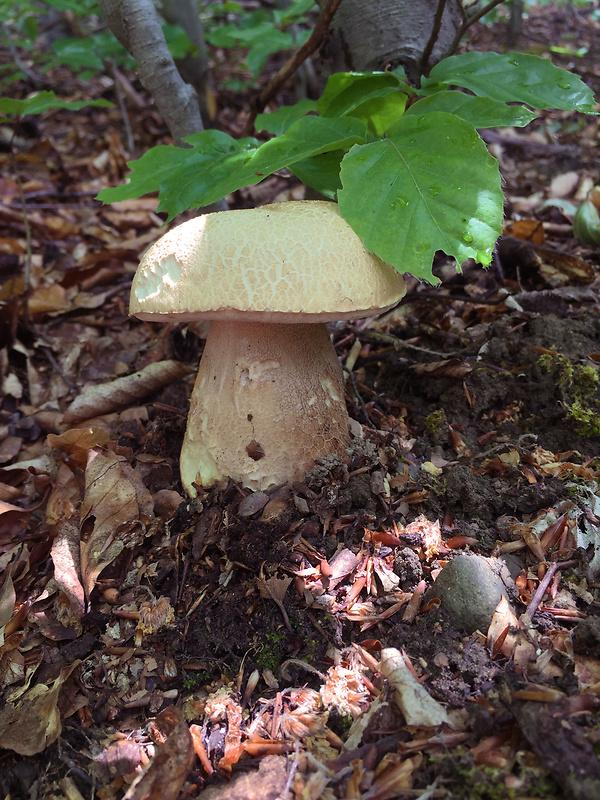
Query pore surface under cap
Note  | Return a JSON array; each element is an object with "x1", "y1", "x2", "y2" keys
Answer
[{"x1": 130, "y1": 201, "x2": 406, "y2": 322}]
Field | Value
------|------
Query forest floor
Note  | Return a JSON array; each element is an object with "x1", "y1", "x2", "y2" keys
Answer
[{"x1": 0, "y1": 4, "x2": 600, "y2": 800}]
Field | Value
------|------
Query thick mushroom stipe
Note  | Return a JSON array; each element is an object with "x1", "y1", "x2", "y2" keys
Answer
[
  {"x1": 180, "y1": 321, "x2": 350, "y2": 494},
  {"x1": 130, "y1": 201, "x2": 407, "y2": 494}
]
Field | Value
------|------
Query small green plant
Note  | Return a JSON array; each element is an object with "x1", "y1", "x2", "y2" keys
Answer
[
  {"x1": 0, "y1": 0, "x2": 191, "y2": 83},
  {"x1": 538, "y1": 351, "x2": 600, "y2": 436},
  {"x1": 423, "y1": 409, "x2": 448, "y2": 442},
  {"x1": 203, "y1": 0, "x2": 314, "y2": 80},
  {"x1": 430, "y1": 748, "x2": 562, "y2": 800},
  {"x1": 255, "y1": 631, "x2": 285, "y2": 672},
  {"x1": 98, "y1": 51, "x2": 595, "y2": 284}
]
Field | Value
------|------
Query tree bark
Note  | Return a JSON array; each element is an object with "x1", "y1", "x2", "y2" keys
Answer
[
  {"x1": 97, "y1": 0, "x2": 204, "y2": 145},
  {"x1": 158, "y1": 0, "x2": 213, "y2": 124},
  {"x1": 321, "y1": 0, "x2": 463, "y2": 84}
]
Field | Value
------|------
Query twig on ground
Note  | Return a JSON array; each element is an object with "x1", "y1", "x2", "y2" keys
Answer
[
  {"x1": 526, "y1": 559, "x2": 578, "y2": 619},
  {"x1": 107, "y1": 58, "x2": 136, "y2": 155}
]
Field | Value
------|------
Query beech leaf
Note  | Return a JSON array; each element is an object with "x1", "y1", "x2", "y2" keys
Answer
[
  {"x1": 338, "y1": 112, "x2": 503, "y2": 281},
  {"x1": 80, "y1": 450, "x2": 154, "y2": 597}
]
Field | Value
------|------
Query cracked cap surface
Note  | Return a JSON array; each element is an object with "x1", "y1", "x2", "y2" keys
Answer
[{"x1": 130, "y1": 201, "x2": 407, "y2": 323}]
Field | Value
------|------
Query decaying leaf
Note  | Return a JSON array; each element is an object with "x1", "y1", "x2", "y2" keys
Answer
[
  {"x1": 257, "y1": 571, "x2": 293, "y2": 631},
  {"x1": 51, "y1": 518, "x2": 85, "y2": 620},
  {"x1": 411, "y1": 359, "x2": 472, "y2": 378},
  {"x1": 379, "y1": 648, "x2": 450, "y2": 727},
  {"x1": 122, "y1": 707, "x2": 194, "y2": 800},
  {"x1": 0, "y1": 663, "x2": 79, "y2": 755},
  {"x1": 48, "y1": 426, "x2": 110, "y2": 470},
  {"x1": 80, "y1": 449, "x2": 154, "y2": 597},
  {"x1": 62, "y1": 360, "x2": 193, "y2": 424},
  {"x1": 0, "y1": 572, "x2": 16, "y2": 646}
]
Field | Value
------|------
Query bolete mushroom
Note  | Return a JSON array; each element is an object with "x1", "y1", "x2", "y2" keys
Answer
[{"x1": 130, "y1": 201, "x2": 406, "y2": 495}]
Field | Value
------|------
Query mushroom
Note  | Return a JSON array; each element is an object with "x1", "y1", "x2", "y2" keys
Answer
[{"x1": 130, "y1": 201, "x2": 406, "y2": 495}]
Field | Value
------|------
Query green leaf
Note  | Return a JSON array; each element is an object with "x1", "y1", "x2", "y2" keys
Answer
[
  {"x1": 427, "y1": 52, "x2": 596, "y2": 112},
  {"x1": 337, "y1": 112, "x2": 503, "y2": 282},
  {"x1": 98, "y1": 131, "x2": 259, "y2": 215},
  {"x1": 247, "y1": 29, "x2": 298, "y2": 76},
  {"x1": 348, "y1": 94, "x2": 409, "y2": 136},
  {"x1": 249, "y1": 115, "x2": 367, "y2": 174},
  {"x1": 406, "y1": 91, "x2": 536, "y2": 128},
  {"x1": 274, "y1": 0, "x2": 315, "y2": 25},
  {"x1": 51, "y1": 38, "x2": 104, "y2": 70},
  {"x1": 0, "y1": 91, "x2": 113, "y2": 119},
  {"x1": 290, "y1": 151, "x2": 343, "y2": 199},
  {"x1": 318, "y1": 72, "x2": 413, "y2": 118},
  {"x1": 255, "y1": 98, "x2": 317, "y2": 135},
  {"x1": 99, "y1": 118, "x2": 365, "y2": 219},
  {"x1": 163, "y1": 23, "x2": 194, "y2": 60}
]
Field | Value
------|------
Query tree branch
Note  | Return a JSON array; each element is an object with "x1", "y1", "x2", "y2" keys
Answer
[
  {"x1": 97, "y1": 0, "x2": 227, "y2": 211},
  {"x1": 97, "y1": 0, "x2": 203, "y2": 146},
  {"x1": 448, "y1": 0, "x2": 506, "y2": 55},
  {"x1": 244, "y1": 0, "x2": 344, "y2": 134},
  {"x1": 420, "y1": 0, "x2": 448, "y2": 77}
]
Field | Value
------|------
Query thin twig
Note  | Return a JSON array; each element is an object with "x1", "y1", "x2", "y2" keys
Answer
[
  {"x1": 244, "y1": 0, "x2": 344, "y2": 135},
  {"x1": 448, "y1": 0, "x2": 506, "y2": 55},
  {"x1": 9, "y1": 121, "x2": 33, "y2": 325},
  {"x1": 526, "y1": 559, "x2": 578, "y2": 619},
  {"x1": 349, "y1": 326, "x2": 456, "y2": 358},
  {"x1": 1, "y1": 21, "x2": 47, "y2": 87},
  {"x1": 420, "y1": 0, "x2": 447, "y2": 77},
  {"x1": 281, "y1": 740, "x2": 302, "y2": 799},
  {"x1": 107, "y1": 58, "x2": 136, "y2": 155}
]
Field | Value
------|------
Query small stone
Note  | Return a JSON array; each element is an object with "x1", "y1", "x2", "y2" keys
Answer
[{"x1": 428, "y1": 554, "x2": 516, "y2": 634}]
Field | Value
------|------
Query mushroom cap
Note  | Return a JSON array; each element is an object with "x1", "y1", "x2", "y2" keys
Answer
[{"x1": 130, "y1": 201, "x2": 406, "y2": 323}]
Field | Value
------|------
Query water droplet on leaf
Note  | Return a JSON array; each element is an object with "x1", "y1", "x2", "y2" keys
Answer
[
  {"x1": 427, "y1": 186, "x2": 442, "y2": 197},
  {"x1": 461, "y1": 232, "x2": 473, "y2": 243},
  {"x1": 391, "y1": 195, "x2": 409, "y2": 210},
  {"x1": 476, "y1": 247, "x2": 492, "y2": 265},
  {"x1": 558, "y1": 82, "x2": 571, "y2": 90}
]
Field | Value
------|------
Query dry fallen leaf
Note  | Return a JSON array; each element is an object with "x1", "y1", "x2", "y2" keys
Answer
[
  {"x1": 80, "y1": 449, "x2": 154, "y2": 597},
  {"x1": 411, "y1": 359, "x2": 472, "y2": 379},
  {"x1": 122, "y1": 707, "x2": 194, "y2": 800},
  {"x1": 0, "y1": 662, "x2": 79, "y2": 755},
  {"x1": 47, "y1": 426, "x2": 111, "y2": 471},
  {"x1": 257, "y1": 571, "x2": 293, "y2": 631},
  {"x1": 62, "y1": 360, "x2": 193, "y2": 424},
  {"x1": 51, "y1": 518, "x2": 85, "y2": 620}
]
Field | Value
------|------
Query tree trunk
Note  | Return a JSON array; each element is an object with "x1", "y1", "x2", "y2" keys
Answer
[
  {"x1": 98, "y1": 0, "x2": 227, "y2": 211},
  {"x1": 158, "y1": 0, "x2": 213, "y2": 124},
  {"x1": 97, "y1": 0, "x2": 204, "y2": 146},
  {"x1": 321, "y1": 0, "x2": 463, "y2": 84}
]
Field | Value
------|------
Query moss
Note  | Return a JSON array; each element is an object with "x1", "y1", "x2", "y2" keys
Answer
[
  {"x1": 430, "y1": 749, "x2": 561, "y2": 800},
  {"x1": 255, "y1": 632, "x2": 285, "y2": 672},
  {"x1": 538, "y1": 352, "x2": 600, "y2": 436},
  {"x1": 423, "y1": 409, "x2": 450, "y2": 446}
]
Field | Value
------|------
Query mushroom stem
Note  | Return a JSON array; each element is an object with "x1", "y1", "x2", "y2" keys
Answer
[{"x1": 180, "y1": 320, "x2": 351, "y2": 494}]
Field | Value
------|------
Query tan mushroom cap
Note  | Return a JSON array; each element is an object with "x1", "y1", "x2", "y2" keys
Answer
[{"x1": 130, "y1": 200, "x2": 406, "y2": 322}]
